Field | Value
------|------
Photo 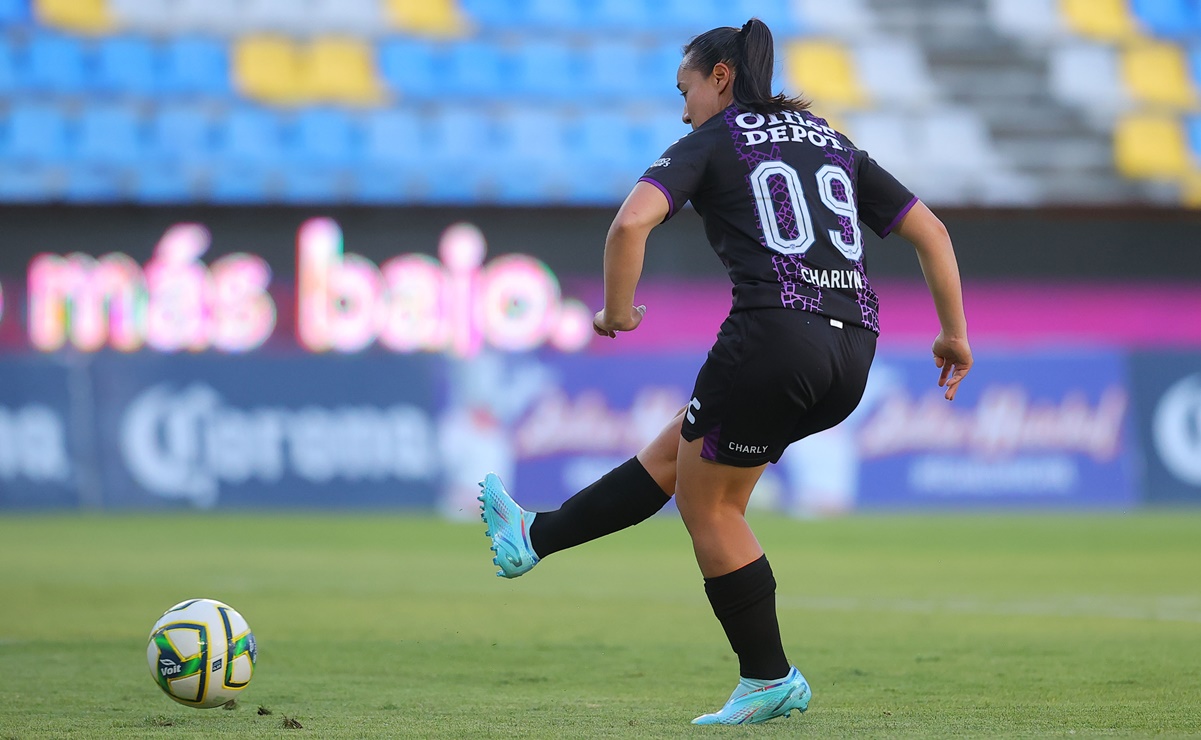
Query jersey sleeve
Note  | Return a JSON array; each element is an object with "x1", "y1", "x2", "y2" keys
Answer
[
  {"x1": 857, "y1": 154, "x2": 918, "y2": 238},
  {"x1": 637, "y1": 130, "x2": 712, "y2": 221}
]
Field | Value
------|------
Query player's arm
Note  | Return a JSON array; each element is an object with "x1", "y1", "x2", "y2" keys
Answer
[
  {"x1": 893, "y1": 201, "x2": 973, "y2": 401},
  {"x1": 593, "y1": 181, "x2": 670, "y2": 337}
]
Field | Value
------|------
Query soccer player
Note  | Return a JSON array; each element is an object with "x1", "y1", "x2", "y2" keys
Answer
[{"x1": 480, "y1": 18, "x2": 972, "y2": 725}]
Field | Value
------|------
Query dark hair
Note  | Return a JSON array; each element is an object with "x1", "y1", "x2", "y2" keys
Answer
[{"x1": 681, "y1": 18, "x2": 809, "y2": 115}]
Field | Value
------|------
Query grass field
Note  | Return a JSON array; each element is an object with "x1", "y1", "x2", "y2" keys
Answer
[{"x1": 1, "y1": 512, "x2": 1199, "y2": 738}]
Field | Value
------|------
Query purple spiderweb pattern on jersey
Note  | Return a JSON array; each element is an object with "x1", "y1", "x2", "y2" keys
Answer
[
  {"x1": 724, "y1": 108, "x2": 790, "y2": 249},
  {"x1": 815, "y1": 112, "x2": 881, "y2": 333},
  {"x1": 723, "y1": 108, "x2": 821, "y2": 311}
]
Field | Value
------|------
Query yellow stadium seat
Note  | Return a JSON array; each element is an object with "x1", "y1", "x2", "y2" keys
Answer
[
  {"x1": 1181, "y1": 171, "x2": 1201, "y2": 208},
  {"x1": 1121, "y1": 42, "x2": 1199, "y2": 109},
  {"x1": 33, "y1": 0, "x2": 112, "y2": 34},
  {"x1": 384, "y1": 0, "x2": 466, "y2": 37},
  {"x1": 234, "y1": 36, "x2": 306, "y2": 105},
  {"x1": 1060, "y1": 0, "x2": 1139, "y2": 41},
  {"x1": 785, "y1": 41, "x2": 868, "y2": 111},
  {"x1": 1114, "y1": 114, "x2": 1190, "y2": 178},
  {"x1": 306, "y1": 37, "x2": 382, "y2": 105}
]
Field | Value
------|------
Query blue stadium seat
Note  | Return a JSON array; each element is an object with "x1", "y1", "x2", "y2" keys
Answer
[
  {"x1": 208, "y1": 165, "x2": 271, "y2": 203},
  {"x1": 96, "y1": 36, "x2": 159, "y2": 95},
  {"x1": 1191, "y1": 44, "x2": 1201, "y2": 87},
  {"x1": 74, "y1": 103, "x2": 144, "y2": 165},
  {"x1": 350, "y1": 165, "x2": 413, "y2": 203},
  {"x1": 362, "y1": 108, "x2": 424, "y2": 166},
  {"x1": 378, "y1": 38, "x2": 445, "y2": 100},
  {"x1": 147, "y1": 102, "x2": 215, "y2": 163},
  {"x1": 0, "y1": 166, "x2": 55, "y2": 203},
  {"x1": 426, "y1": 105, "x2": 491, "y2": 166},
  {"x1": 525, "y1": 0, "x2": 586, "y2": 29},
  {"x1": 644, "y1": 40, "x2": 686, "y2": 97},
  {"x1": 458, "y1": 0, "x2": 524, "y2": 28},
  {"x1": 161, "y1": 36, "x2": 231, "y2": 96},
  {"x1": 4, "y1": 102, "x2": 69, "y2": 162},
  {"x1": 661, "y1": 0, "x2": 728, "y2": 32},
  {"x1": 63, "y1": 166, "x2": 125, "y2": 203},
  {"x1": 493, "y1": 107, "x2": 569, "y2": 169},
  {"x1": 279, "y1": 166, "x2": 346, "y2": 203},
  {"x1": 511, "y1": 39, "x2": 579, "y2": 99},
  {"x1": 0, "y1": 38, "x2": 17, "y2": 94},
  {"x1": 442, "y1": 40, "x2": 508, "y2": 99},
  {"x1": 293, "y1": 108, "x2": 360, "y2": 166},
  {"x1": 573, "y1": 109, "x2": 641, "y2": 173},
  {"x1": 25, "y1": 33, "x2": 90, "y2": 93},
  {"x1": 579, "y1": 39, "x2": 648, "y2": 99},
  {"x1": 1188, "y1": 115, "x2": 1201, "y2": 158},
  {"x1": 594, "y1": 0, "x2": 651, "y2": 30},
  {"x1": 0, "y1": 0, "x2": 27, "y2": 23},
  {"x1": 134, "y1": 164, "x2": 200, "y2": 203},
  {"x1": 214, "y1": 107, "x2": 286, "y2": 166},
  {"x1": 1131, "y1": 0, "x2": 1200, "y2": 37}
]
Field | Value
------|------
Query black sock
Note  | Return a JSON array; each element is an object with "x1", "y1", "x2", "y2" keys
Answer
[
  {"x1": 528, "y1": 456, "x2": 670, "y2": 558},
  {"x1": 703, "y1": 554, "x2": 790, "y2": 680}
]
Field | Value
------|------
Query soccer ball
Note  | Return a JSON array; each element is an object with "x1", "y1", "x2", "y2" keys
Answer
[{"x1": 146, "y1": 598, "x2": 257, "y2": 708}]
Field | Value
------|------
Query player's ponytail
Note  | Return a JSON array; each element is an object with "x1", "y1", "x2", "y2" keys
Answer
[{"x1": 682, "y1": 18, "x2": 809, "y2": 115}]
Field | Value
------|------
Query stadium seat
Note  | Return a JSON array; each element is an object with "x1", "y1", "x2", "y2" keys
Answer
[
  {"x1": 378, "y1": 38, "x2": 446, "y2": 100},
  {"x1": 1114, "y1": 113, "x2": 1190, "y2": 178},
  {"x1": 511, "y1": 39, "x2": 579, "y2": 99},
  {"x1": 311, "y1": 0, "x2": 382, "y2": 36},
  {"x1": 593, "y1": 0, "x2": 651, "y2": 30},
  {"x1": 0, "y1": 0, "x2": 28, "y2": 23},
  {"x1": 1187, "y1": 115, "x2": 1201, "y2": 158},
  {"x1": 25, "y1": 32, "x2": 90, "y2": 93},
  {"x1": 0, "y1": 38, "x2": 17, "y2": 94},
  {"x1": 578, "y1": 38, "x2": 648, "y2": 99},
  {"x1": 350, "y1": 165, "x2": 414, "y2": 203},
  {"x1": 0, "y1": 166, "x2": 57, "y2": 202},
  {"x1": 852, "y1": 39, "x2": 936, "y2": 109},
  {"x1": 134, "y1": 164, "x2": 200, "y2": 203},
  {"x1": 442, "y1": 40, "x2": 507, "y2": 99},
  {"x1": 1130, "y1": 0, "x2": 1200, "y2": 37},
  {"x1": 457, "y1": 0, "x2": 523, "y2": 29},
  {"x1": 95, "y1": 36, "x2": 159, "y2": 95},
  {"x1": 795, "y1": 0, "x2": 873, "y2": 37},
  {"x1": 844, "y1": 111, "x2": 919, "y2": 184},
  {"x1": 987, "y1": 0, "x2": 1069, "y2": 43},
  {"x1": 1192, "y1": 44, "x2": 1201, "y2": 87},
  {"x1": 573, "y1": 109, "x2": 643, "y2": 176},
  {"x1": 63, "y1": 166, "x2": 125, "y2": 202},
  {"x1": 1060, "y1": 0, "x2": 1140, "y2": 41},
  {"x1": 108, "y1": 0, "x2": 175, "y2": 33},
  {"x1": 33, "y1": 0, "x2": 112, "y2": 34},
  {"x1": 1121, "y1": 41, "x2": 1199, "y2": 108},
  {"x1": 785, "y1": 40, "x2": 869, "y2": 110},
  {"x1": 917, "y1": 108, "x2": 1000, "y2": 174},
  {"x1": 74, "y1": 104, "x2": 144, "y2": 165},
  {"x1": 307, "y1": 37, "x2": 383, "y2": 105},
  {"x1": 525, "y1": 0, "x2": 586, "y2": 30},
  {"x1": 147, "y1": 102, "x2": 215, "y2": 163},
  {"x1": 493, "y1": 107, "x2": 569, "y2": 168},
  {"x1": 384, "y1": 0, "x2": 466, "y2": 36},
  {"x1": 234, "y1": 35, "x2": 304, "y2": 105},
  {"x1": 162, "y1": 36, "x2": 232, "y2": 96},
  {"x1": 425, "y1": 105, "x2": 490, "y2": 167},
  {"x1": 362, "y1": 109, "x2": 424, "y2": 166},
  {"x1": 4, "y1": 102, "x2": 69, "y2": 162},
  {"x1": 175, "y1": 0, "x2": 246, "y2": 35},
  {"x1": 642, "y1": 41, "x2": 685, "y2": 98},
  {"x1": 214, "y1": 107, "x2": 287, "y2": 166},
  {"x1": 279, "y1": 166, "x2": 348, "y2": 203},
  {"x1": 293, "y1": 108, "x2": 361, "y2": 166},
  {"x1": 242, "y1": 0, "x2": 309, "y2": 35},
  {"x1": 660, "y1": 0, "x2": 727, "y2": 32},
  {"x1": 208, "y1": 164, "x2": 272, "y2": 203},
  {"x1": 1049, "y1": 43, "x2": 1129, "y2": 112}
]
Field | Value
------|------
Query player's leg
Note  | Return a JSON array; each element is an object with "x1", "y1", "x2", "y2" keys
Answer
[
  {"x1": 675, "y1": 438, "x2": 810, "y2": 725},
  {"x1": 479, "y1": 408, "x2": 681, "y2": 578}
]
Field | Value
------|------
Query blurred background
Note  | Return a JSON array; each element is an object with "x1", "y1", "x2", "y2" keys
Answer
[{"x1": 1, "y1": 0, "x2": 1199, "y2": 516}]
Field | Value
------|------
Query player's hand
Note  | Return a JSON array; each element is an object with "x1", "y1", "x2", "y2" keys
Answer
[
  {"x1": 932, "y1": 332, "x2": 972, "y2": 401},
  {"x1": 593, "y1": 305, "x2": 646, "y2": 338}
]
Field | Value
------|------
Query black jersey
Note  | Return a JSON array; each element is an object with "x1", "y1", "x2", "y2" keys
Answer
[{"x1": 639, "y1": 105, "x2": 916, "y2": 334}]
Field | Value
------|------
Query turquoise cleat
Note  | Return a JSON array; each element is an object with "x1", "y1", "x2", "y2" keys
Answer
[
  {"x1": 691, "y1": 667, "x2": 812, "y2": 725},
  {"x1": 478, "y1": 473, "x2": 540, "y2": 579}
]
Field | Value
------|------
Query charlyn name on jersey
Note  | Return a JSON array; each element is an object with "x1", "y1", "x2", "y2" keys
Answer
[{"x1": 732, "y1": 110, "x2": 845, "y2": 150}]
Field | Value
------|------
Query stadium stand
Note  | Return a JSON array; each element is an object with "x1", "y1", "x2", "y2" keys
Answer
[{"x1": 0, "y1": 0, "x2": 1198, "y2": 205}]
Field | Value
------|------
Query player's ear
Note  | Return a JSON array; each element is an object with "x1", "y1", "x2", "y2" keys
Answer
[{"x1": 711, "y1": 61, "x2": 732, "y2": 93}]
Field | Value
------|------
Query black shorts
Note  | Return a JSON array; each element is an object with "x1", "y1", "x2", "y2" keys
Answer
[{"x1": 680, "y1": 308, "x2": 877, "y2": 467}]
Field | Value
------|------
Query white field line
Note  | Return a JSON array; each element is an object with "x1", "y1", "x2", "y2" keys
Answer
[{"x1": 775, "y1": 595, "x2": 1201, "y2": 624}]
